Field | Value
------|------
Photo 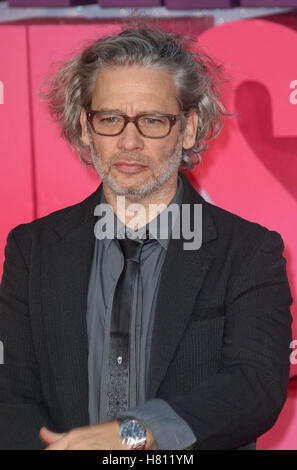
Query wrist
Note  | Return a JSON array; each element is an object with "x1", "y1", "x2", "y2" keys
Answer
[{"x1": 145, "y1": 424, "x2": 157, "y2": 450}]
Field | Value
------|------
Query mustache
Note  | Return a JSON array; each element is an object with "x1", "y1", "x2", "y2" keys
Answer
[{"x1": 110, "y1": 153, "x2": 154, "y2": 167}]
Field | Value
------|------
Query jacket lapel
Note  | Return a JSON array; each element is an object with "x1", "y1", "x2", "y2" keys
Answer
[
  {"x1": 147, "y1": 173, "x2": 218, "y2": 399},
  {"x1": 41, "y1": 184, "x2": 102, "y2": 429}
]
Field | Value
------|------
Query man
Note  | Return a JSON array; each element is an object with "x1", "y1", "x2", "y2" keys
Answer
[{"x1": 0, "y1": 27, "x2": 293, "y2": 450}]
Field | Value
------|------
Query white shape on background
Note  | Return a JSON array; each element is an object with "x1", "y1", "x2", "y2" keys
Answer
[
  {"x1": 289, "y1": 80, "x2": 297, "y2": 104},
  {"x1": 200, "y1": 187, "x2": 213, "y2": 204}
]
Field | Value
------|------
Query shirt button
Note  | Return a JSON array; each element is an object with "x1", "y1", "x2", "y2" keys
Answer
[{"x1": 117, "y1": 356, "x2": 123, "y2": 365}]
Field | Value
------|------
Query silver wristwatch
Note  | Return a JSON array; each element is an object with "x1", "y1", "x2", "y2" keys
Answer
[{"x1": 118, "y1": 416, "x2": 147, "y2": 450}]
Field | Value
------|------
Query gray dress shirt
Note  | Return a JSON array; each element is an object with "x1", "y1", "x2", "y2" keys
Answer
[{"x1": 86, "y1": 175, "x2": 196, "y2": 450}]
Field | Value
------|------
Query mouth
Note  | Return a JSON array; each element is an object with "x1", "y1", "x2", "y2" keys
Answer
[{"x1": 113, "y1": 161, "x2": 148, "y2": 174}]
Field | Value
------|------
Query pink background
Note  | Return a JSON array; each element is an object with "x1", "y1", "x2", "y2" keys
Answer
[{"x1": 0, "y1": 16, "x2": 296, "y2": 449}]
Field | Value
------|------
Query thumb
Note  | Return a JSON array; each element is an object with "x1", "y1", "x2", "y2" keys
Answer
[{"x1": 39, "y1": 426, "x2": 66, "y2": 445}]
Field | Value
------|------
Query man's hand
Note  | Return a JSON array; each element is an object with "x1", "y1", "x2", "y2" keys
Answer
[{"x1": 39, "y1": 420, "x2": 157, "y2": 450}]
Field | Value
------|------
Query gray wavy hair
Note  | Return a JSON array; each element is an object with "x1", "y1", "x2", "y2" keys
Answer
[{"x1": 42, "y1": 27, "x2": 231, "y2": 171}]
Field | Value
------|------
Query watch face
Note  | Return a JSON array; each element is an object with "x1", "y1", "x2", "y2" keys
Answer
[{"x1": 121, "y1": 419, "x2": 146, "y2": 446}]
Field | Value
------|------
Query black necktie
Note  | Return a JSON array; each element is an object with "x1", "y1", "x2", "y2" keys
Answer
[{"x1": 105, "y1": 235, "x2": 146, "y2": 419}]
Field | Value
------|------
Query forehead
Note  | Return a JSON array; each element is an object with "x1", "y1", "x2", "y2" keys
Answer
[{"x1": 91, "y1": 65, "x2": 179, "y2": 112}]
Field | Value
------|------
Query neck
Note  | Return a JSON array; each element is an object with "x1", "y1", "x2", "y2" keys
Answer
[{"x1": 102, "y1": 174, "x2": 179, "y2": 230}]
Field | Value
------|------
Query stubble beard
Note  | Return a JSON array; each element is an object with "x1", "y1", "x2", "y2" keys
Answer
[{"x1": 88, "y1": 131, "x2": 185, "y2": 201}]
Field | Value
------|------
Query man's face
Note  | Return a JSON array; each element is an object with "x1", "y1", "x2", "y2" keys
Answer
[{"x1": 81, "y1": 65, "x2": 197, "y2": 200}]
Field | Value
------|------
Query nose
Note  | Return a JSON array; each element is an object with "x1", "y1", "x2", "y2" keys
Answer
[{"x1": 117, "y1": 121, "x2": 144, "y2": 152}]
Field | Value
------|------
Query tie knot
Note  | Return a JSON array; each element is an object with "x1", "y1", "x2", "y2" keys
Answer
[{"x1": 118, "y1": 237, "x2": 145, "y2": 263}]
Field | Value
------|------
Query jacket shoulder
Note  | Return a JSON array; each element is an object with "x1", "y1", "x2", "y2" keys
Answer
[
  {"x1": 6, "y1": 185, "x2": 101, "y2": 248},
  {"x1": 203, "y1": 197, "x2": 285, "y2": 255},
  {"x1": 182, "y1": 173, "x2": 281, "y2": 247}
]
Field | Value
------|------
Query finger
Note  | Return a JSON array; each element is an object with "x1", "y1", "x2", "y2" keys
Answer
[
  {"x1": 45, "y1": 438, "x2": 68, "y2": 450},
  {"x1": 39, "y1": 426, "x2": 66, "y2": 445}
]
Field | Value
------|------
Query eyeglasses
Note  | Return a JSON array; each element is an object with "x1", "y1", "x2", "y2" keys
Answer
[{"x1": 85, "y1": 110, "x2": 184, "y2": 139}]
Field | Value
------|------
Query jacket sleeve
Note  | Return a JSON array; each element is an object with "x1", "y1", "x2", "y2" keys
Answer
[
  {"x1": 0, "y1": 227, "x2": 53, "y2": 449},
  {"x1": 118, "y1": 397, "x2": 196, "y2": 450},
  {"x1": 165, "y1": 229, "x2": 293, "y2": 450}
]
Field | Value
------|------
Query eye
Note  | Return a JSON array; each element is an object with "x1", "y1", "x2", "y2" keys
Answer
[
  {"x1": 145, "y1": 117, "x2": 162, "y2": 125},
  {"x1": 100, "y1": 116, "x2": 121, "y2": 123}
]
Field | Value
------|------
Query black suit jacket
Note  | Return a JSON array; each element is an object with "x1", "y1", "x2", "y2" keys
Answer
[{"x1": 0, "y1": 173, "x2": 293, "y2": 450}]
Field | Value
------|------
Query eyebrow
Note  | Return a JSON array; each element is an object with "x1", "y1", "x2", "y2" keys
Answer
[{"x1": 94, "y1": 108, "x2": 170, "y2": 115}]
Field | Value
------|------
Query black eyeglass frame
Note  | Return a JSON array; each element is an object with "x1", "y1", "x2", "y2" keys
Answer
[{"x1": 85, "y1": 109, "x2": 185, "y2": 139}]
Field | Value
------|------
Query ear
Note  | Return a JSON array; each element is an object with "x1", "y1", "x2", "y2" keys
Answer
[
  {"x1": 80, "y1": 109, "x2": 90, "y2": 146},
  {"x1": 182, "y1": 110, "x2": 198, "y2": 150}
]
